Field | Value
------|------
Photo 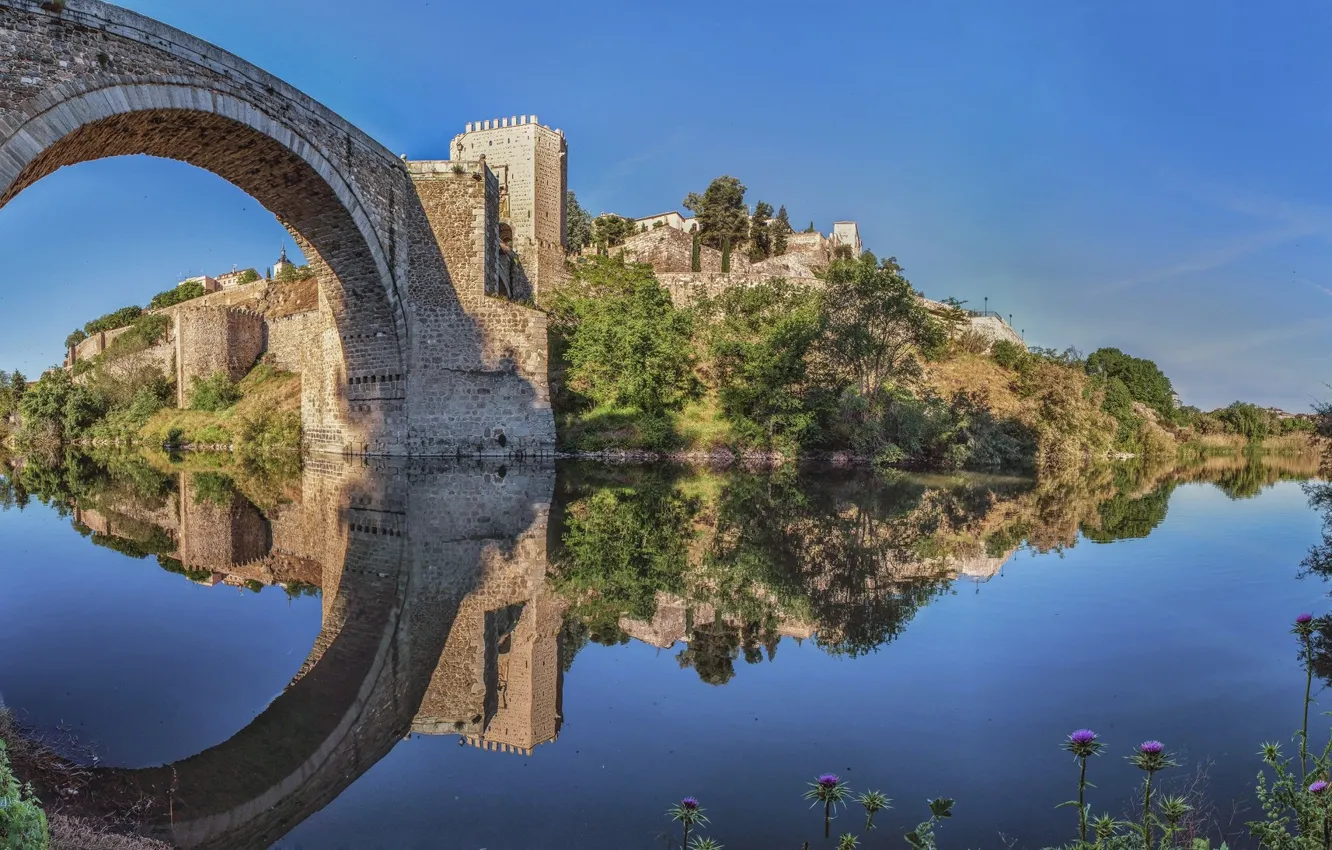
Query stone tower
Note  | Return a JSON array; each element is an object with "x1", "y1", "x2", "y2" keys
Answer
[
  {"x1": 452, "y1": 116, "x2": 568, "y2": 302},
  {"x1": 272, "y1": 245, "x2": 293, "y2": 279}
]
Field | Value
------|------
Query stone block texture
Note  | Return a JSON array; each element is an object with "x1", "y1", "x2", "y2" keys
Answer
[{"x1": 0, "y1": 0, "x2": 555, "y2": 457}]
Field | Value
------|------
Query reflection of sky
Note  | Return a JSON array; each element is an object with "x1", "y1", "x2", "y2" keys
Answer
[
  {"x1": 3, "y1": 0, "x2": 1332, "y2": 410},
  {"x1": 0, "y1": 502, "x2": 322, "y2": 768},
  {"x1": 279, "y1": 481, "x2": 1327, "y2": 850}
]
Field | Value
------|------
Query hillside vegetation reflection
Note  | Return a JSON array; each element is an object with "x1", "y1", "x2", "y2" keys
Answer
[{"x1": 0, "y1": 447, "x2": 1320, "y2": 848}]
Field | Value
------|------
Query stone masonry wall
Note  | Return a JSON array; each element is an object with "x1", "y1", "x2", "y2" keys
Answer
[
  {"x1": 174, "y1": 306, "x2": 265, "y2": 405},
  {"x1": 70, "y1": 324, "x2": 133, "y2": 364},
  {"x1": 617, "y1": 226, "x2": 724, "y2": 274},
  {"x1": 265, "y1": 310, "x2": 319, "y2": 374},
  {"x1": 405, "y1": 162, "x2": 554, "y2": 456}
]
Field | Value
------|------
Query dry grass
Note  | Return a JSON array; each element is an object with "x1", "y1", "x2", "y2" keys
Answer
[
  {"x1": 924, "y1": 353, "x2": 1023, "y2": 417},
  {"x1": 49, "y1": 815, "x2": 173, "y2": 850},
  {"x1": 139, "y1": 364, "x2": 300, "y2": 448}
]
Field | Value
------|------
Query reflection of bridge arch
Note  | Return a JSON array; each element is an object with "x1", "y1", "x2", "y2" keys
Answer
[{"x1": 47, "y1": 460, "x2": 556, "y2": 850}]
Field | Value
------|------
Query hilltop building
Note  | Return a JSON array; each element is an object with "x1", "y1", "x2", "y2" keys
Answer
[{"x1": 272, "y1": 246, "x2": 294, "y2": 279}]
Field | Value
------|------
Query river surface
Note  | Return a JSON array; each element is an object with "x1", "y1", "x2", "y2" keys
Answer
[{"x1": 0, "y1": 452, "x2": 1329, "y2": 849}]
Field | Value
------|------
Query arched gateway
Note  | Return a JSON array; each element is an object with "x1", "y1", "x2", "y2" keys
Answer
[{"x1": 0, "y1": 0, "x2": 557, "y2": 457}]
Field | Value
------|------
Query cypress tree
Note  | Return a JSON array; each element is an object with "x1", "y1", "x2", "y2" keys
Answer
[
  {"x1": 721, "y1": 237, "x2": 731, "y2": 273},
  {"x1": 691, "y1": 231, "x2": 701, "y2": 272}
]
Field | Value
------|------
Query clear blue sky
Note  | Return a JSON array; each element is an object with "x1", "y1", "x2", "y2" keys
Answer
[{"x1": 2, "y1": 0, "x2": 1329, "y2": 411}]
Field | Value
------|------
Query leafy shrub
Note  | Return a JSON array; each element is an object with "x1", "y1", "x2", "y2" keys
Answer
[
  {"x1": 189, "y1": 373, "x2": 241, "y2": 412},
  {"x1": 83, "y1": 305, "x2": 142, "y2": 336},
  {"x1": 0, "y1": 738, "x2": 50, "y2": 849},
  {"x1": 149, "y1": 279, "x2": 205, "y2": 310},
  {"x1": 991, "y1": 339, "x2": 1027, "y2": 370},
  {"x1": 235, "y1": 269, "x2": 261, "y2": 285}
]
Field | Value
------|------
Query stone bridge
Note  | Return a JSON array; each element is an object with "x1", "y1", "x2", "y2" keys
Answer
[
  {"x1": 44, "y1": 459, "x2": 559, "y2": 849},
  {"x1": 0, "y1": 0, "x2": 557, "y2": 457}
]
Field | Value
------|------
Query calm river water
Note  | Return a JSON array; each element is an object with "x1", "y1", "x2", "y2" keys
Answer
[{"x1": 0, "y1": 452, "x2": 1328, "y2": 849}]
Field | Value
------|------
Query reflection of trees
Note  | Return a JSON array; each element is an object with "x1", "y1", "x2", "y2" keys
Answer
[{"x1": 550, "y1": 469, "x2": 699, "y2": 643}]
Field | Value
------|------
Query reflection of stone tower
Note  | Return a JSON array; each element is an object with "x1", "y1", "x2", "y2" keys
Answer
[
  {"x1": 451, "y1": 116, "x2": 568, "y2": 302},
  {"x1": 177, "y1": 473, "x2": 271, "y2": 571},
  {"x1": 411, "y1": 506, "x2": 565, "y2": 755}
]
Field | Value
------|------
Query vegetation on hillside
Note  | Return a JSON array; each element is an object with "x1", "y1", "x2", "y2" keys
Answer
[{"x1": 552, "y1": 246, "x2": 1317, "y2": 472}]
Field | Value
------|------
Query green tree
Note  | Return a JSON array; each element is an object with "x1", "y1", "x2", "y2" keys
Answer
[
  {"x1": 149, "y1": 278, "x2": 206, "y2": 309},
  {"x1": 189, "y1": 372, "x2": 242, "y2": 412},
  {"x1": 566, "y1": 190, "x2": 594, "y2": 254},
  {"x1": 683, "y1": 176, "x2": 750, "y2": 250},
  {"x1": 553, "y1": 256, "x2": 698, "y2": 415},
  {"x1": 1217, "y1": 400, "x2": 1270, "y2": 442},
  {"x1": 772, "y1": 205, "x2": 792, "y2": 256},
  {"x1": 749, "y1": 201, "x2": 774, "y2": 261},
  {"x1": 65, "y1": 329, "x2": 88, "y2": 350},
  {"x1": 17, "y1": 369, "x2": 73, "y2": 442},
  {"x1": 690, "y1": 231, "x2": 702, "y2": 272},
  {"x1": 83, "y1": 305, "x2": 143, "y2": 335},
  {"x1": 590, "y1": 214, "x2": 636, "y2": 251},
  {"x1": 804, "y1": 220, "x2": 817, "y2": 233},
  {"x1": 236, "y1": 268, "x2": 261, "y2": 285},
  {"x1": 818, "y1": 254, "x2": 945, "y2": 399},
  {"x1": 275, "y1": 263, "x2": 315, "y2": 283},
  {"x1": 700, "y1": 279, "x2": 826, "y2": 450},
  {"x1": 1084, "y1": 347, "x2": 1176, "y2": 421},
  {"x1": 721, "y1": 237, "x2": 732, "y2": 273}
]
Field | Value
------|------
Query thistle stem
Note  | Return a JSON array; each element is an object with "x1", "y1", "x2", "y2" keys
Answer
[
  {"x1": 1078, "y1": 755, "x2": 1089, "y2": 847},
  {"x1": 1305, "y1": 632, "x2": 1315, "y2": 781},
  {"x1": 683, "y1": 821, "x2": 690, "y2": 850},
  {"x1": 825, "y1": 799, "x2": 832, "y2": 838},
  {"x1": 1142, "y1": 771, "x2": 1154, "y2": 850}
]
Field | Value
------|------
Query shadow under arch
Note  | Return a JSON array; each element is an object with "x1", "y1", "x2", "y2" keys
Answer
[
  {"x1": 0, "y1": 73, "x2": 407, "y2": 452},
  {"x1": 36, "y1": 459, "x2": 556, "y2": 850}
]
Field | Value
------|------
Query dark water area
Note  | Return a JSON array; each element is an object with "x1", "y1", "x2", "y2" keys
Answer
[{"x1": 0, "y1": 450, "x2": 1329, "y2": 849}]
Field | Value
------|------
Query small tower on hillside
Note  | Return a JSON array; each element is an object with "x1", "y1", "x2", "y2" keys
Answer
[{"x1": 273, "y1": 245, "x2": 293, "y2": 279}]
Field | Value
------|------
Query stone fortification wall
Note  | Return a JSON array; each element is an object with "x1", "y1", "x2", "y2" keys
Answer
[
  {"x1": 95, "y1": 339, "x2": 174, "y2": 382},
  {"x1": 166, "y1": 277, "x2": 318, "y2": 321},
  {"x1": 657, "y1": 271, "x2": 818, "y2": 306},
  {"x1": 174, "y1": 306, "x2": 265, "y2": 405},
  {"x1": 967, "y1": 315, "x2": 1025, "y2": 346},
  {"x1": 616, "y1": 227, "x2": 725, "y2": 274},
  {"x1": 71, "y1": 324, "x2": 133, "y2": 364},
  {"x1": 264, "y1": 310, "x2": 319, "y2": 373},
  {"x1": 786, "y1": 231, "x2": 831, "y2": 256},
  {"x1": 751, "y1": 250, "x2": 825, "y2": 280}
]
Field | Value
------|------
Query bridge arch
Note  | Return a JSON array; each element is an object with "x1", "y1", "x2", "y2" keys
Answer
[
  {"x1": 1, "y1": 0, "x2": 557, "y2": 457},
  {"x1": 0, "y1": 0, "x2": 418, "y2": 454}
]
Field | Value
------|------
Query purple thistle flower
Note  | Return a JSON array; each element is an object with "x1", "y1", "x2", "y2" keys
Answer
[
  {"x1": 818, "y1": 773, "x2": 840, "y2": 788},
  {"x1": 1298, "y1": 613, "x2": 1315, "y2": 625},
  {"x1": 1311, "y1": 780, "x2": 1329, "y2": 795},
  {"x1": 1070, "y1": 729, "x2": 1097, "y2": 745},
  {"x1": 1140, "y1": 741, "x2": 1165, "y2": 755},
  {"x1": 681, "y1": 797, "x2": 699, "y2": 810}
]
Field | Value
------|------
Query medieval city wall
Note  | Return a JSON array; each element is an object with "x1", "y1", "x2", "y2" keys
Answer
[
  {"x1": 616, "y1": 227, "x2": 725, "y2": 274},
  {"x1": 174, "y1": 306, "x2": 266, "y2": 404}
]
